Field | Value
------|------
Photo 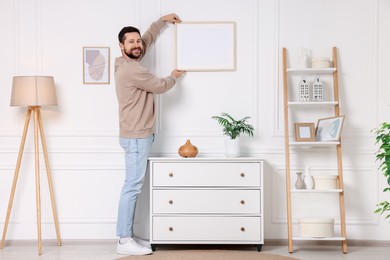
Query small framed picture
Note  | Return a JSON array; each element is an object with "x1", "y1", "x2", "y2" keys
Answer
[
  {"x1": 315, "y1": 115, "x2": 345, "y2": 141},
  {"x1": 83, "y1": 47, "x2": 110, "y2": 84},
  {"x1": 294, "y1": 123, "x2": 315, "y2": 142}
]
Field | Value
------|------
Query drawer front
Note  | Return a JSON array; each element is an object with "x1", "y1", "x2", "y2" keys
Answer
[
  {"x1": 153, "y1": 190, "x2": 261, "y2": 214},
  {"x1": 152, "y1": 216, "x2": 261, "y2": 241},
  {"x1": 152, "y1": 162, "x2": 261, "y2": 187}
]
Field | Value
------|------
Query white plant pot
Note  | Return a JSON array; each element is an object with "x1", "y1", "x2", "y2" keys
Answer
[{"x1": 224, "y1": 138, "x2": 241, "y2": 157}]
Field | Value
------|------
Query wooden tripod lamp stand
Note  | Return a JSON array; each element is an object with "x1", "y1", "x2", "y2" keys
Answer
[{"x1": 1, "y1": 76, "x2": 61, "y2": 255}]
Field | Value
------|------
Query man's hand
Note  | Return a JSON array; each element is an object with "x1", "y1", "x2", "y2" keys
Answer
[
  {"x1": 171, "y1": 69, "x2": 186, "y2": 79},
  {"x1": 162, "y1": 13, "x2": 182, "y2": 24}
]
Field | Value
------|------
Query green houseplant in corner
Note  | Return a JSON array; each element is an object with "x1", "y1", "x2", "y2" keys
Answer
[
  {"x1": 373, "y1": 122, "x2": 390, "y2": 221},
  {"x1": 212, "y1": 112, "x2": 254, "y2": 157}
]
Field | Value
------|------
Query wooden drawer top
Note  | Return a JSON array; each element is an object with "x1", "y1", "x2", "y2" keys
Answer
[{"x1": 149, "y1": 157, "x2": 263, "y2": 163}]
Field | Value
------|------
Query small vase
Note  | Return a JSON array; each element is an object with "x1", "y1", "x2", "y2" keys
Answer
[
  {"x1": 224, "y1": 138, "x2": 241, "y2": 157},
  {"x1": 303, "y1": 165, "x2": 314, "y2": 190},
  {"x1": 295, "y1": 172, "x2": 305, "y2": 189},
  {"x1": 178, "y1": 139, "x2": 198, "y2": 158}
]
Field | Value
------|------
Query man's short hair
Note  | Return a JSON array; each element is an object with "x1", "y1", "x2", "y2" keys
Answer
[{"x1": 118, "y1": 26, "x2": 141, "y2": 43}]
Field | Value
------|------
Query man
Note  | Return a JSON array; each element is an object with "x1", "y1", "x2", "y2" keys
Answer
[{"x1": 115, "y1": 13, "x2": 185, "y2": 255}]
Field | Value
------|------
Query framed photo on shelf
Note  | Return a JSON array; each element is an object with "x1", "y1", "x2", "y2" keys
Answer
[
  {"x1": 294, "y1": 123, "x2": 315, "y2": 142},
  {"x1": 315, "y1": 115, "x2": 345, "y2": 141},
  {"x1": 83, "y1": 46, "x2": 110, "y2": 84}
]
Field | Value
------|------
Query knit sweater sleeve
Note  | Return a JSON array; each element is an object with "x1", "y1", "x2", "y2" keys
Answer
[
  {"x1": 130, "y1": 62, "x2": 176, "y2": 94},
  {"x1": 115, "y1": 58, "x2": 176, "y2": 94},
  {"x1": 142, "y1": 18, "x2": 166, "y2": 51}
]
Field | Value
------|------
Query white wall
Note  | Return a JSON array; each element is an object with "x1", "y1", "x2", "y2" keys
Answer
[{"x1": 0, "y1": 0, "x2": 389, "y2": 242}]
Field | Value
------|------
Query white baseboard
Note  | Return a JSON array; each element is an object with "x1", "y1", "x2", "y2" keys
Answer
[
  {"x1": 2, "y1": 239, "x2": 390, "y2": 247},
  {"x1": 264, "y1": 239, "x2": 390, "y2": 247}
]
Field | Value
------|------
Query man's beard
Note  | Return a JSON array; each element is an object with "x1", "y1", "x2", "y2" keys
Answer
[{"x1": 125, "y1": 47, "x2": 143, "y2": 59}]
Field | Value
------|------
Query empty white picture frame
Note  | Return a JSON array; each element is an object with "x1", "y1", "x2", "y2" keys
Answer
[{"x1": 175, "y1": 22, "x2": 236, "y2": 71}]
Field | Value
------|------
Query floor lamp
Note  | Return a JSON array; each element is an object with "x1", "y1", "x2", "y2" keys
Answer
[{"x1": 0, "y1": 76, "x2": 61, "y2": 255}]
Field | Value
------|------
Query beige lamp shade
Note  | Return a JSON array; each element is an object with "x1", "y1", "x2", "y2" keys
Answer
[{"x1": 10, "y1": 76, "x2": 57, "y2": 106}]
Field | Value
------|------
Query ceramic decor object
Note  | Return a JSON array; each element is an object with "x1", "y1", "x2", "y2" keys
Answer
[
  {"x1": 304, "y1": 165, "x2": 314, "y2": 190},
  {"x1": 295, "y1": 172, "x2": 305, "y2": 189},
  {"x1": 178, "y1": 139, "x2": 198, "y2": 158}
]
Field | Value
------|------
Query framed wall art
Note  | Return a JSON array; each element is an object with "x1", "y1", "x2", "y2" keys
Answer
[
  {"x1": 83, "y1": 46, "x2": 110, "y2": 84},
  {"x1": 315, "y1": 115, "x2": 345, "y2": 141},
  {"x1": 175, "y1": 22, "x2": 236, "y2": 71},
  {"x1": 294, "y1": 123, "x2": 315, "y2": 142}
]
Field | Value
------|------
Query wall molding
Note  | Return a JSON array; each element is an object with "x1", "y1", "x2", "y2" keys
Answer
[
  {"x1": 42, "y1": 217, "x2": 116, "y2": 225},
  {"x1": 156, "y1": 0, "x2": 260, "y2": 138},
  {"x1": 274, "y1": 0, "x2": 380, "y2": 138}
]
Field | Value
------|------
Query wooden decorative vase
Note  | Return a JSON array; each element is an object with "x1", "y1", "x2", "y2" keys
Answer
[{"x1": 178, "y1": 139, "x2": 198, "y2": 158}]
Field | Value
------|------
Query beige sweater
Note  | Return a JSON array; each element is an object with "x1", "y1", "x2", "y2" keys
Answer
[{"x1": 115, "y1": 18, "x2": 177, "y2": 138}]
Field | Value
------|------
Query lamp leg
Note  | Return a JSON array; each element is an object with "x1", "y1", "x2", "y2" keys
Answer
[
  {"x1": 37, "y1": 109, "x2": 61, "y2": 246},
  {"x1": 33, "y1": 108, "x2": 43, "y2": 255},
  {"x1": 1, "y1": 109, "x2": 32, "y2": 249}
]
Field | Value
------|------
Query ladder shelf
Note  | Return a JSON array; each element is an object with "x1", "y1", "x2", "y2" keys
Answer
[{"x1": 282, "y1": 47, "x2": 347, "y2": 254}]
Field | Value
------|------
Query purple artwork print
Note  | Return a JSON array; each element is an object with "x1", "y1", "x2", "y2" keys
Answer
[{"x1": 86, "y1": 50, "x2": 106, "y2": 81}]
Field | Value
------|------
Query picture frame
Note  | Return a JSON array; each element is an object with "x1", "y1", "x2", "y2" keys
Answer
[
  {"x1": 83, "y1": 46, "x2": 110, "y2": 84},
  {"x1": 294, "y1": 123, "x2": 315, "y2": 142},
  {"x1": 175, "y1": 22, "x2": 236, "y2": 71},
  {"x1": 315, "y1": 115, "x2": 345, "y2": 141}
]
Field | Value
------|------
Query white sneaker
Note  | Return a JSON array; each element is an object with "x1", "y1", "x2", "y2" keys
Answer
[
  {"x1": 116, "y1": 238, "x2": 153, "y2": 255},
  {"x1": 133, "y1": 235, "x2": 151, "y2": 249}
]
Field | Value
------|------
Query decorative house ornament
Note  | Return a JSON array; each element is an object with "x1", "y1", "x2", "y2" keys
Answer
[
  {"x1": 178, "y1": 139, "x2": 198, "y2": 158},
  {"x1": 312, "y1": 76, "x2": 323, "y2": 101},
  {"x1": 299, "y1": 77, "x2": 310, "y2": 102}
]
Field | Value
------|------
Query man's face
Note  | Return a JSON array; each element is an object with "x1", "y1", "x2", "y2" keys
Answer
[{"x1": 120, "y1": 32, "x2": 144, "y2": 59}]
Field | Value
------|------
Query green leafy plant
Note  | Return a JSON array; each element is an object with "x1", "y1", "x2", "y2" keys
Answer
[
  {"x1": 212, "y1": 112, "x2": 254, "y2": 140},
  {"x1": 373, "y1": 122, "x2": 390, "y2": 220}
]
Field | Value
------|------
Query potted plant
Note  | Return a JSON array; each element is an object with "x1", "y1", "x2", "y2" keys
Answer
[
  {"x1": 373, "y1": 122, "x2": 390, "y2": 221},
  {"x1": 212, "y1": 112, "x2": 254, "y2": 157}
]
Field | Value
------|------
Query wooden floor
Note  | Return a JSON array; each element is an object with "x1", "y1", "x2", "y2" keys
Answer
[{"x1": 0, "y1": 240, "x2": 389, "y2": 260}]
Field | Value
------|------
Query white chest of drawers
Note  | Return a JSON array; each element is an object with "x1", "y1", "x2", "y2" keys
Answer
[{"x1": 148, "y1": 157, "x2": 264, "y2": 251}]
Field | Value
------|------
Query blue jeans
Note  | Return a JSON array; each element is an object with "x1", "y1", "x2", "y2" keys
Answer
[{"x1": 116, "y1": 134, "x2": 154, "y2": 238}]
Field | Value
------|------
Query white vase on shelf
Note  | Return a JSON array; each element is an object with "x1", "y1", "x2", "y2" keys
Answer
[{"x1": 304, "y1": 165, "x2": 314, "y2": 190}]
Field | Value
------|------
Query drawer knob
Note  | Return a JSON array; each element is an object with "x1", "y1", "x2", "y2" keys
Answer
[
  {"x1": 240, "y1": 173, "x2": 245, "y2": 177},
  {"x1": 169, "y1": 227, "x2": 174, "y2": 232},
  {"x1": 169, "y1": 200, "x2": 173, "y2": 204},
  {"x1": 169, "y1": 172, "x2": 174, "y2": 177},
  {"x1": 241, "y1": 227, "x2": 246, "y2": 232},
  {"x1": 240, "y1": 200, "x2": 245, "y2": 205}
]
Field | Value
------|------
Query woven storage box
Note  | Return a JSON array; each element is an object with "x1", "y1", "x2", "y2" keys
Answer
[
  {"x1": 311, "y1": 57, "x2": 330, "y2": 68},
  {"x1": 298, "y1": 218, "x2": 334, "y2": 237},
  {"x1": 313, "y1": 175, "x2": 337, "y2": 189}
]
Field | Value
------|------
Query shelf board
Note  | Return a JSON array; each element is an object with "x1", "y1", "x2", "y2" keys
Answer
[
  {"x1": 291, "y1": 189, "x2": 343, "y2": 193},
  {"x1": 289, "y1": 141, "x2": 340, "y2": 146},
  {"x1": 293, "y1": 236, "x2": 346, "y2": 241},
  {"x1": 288, "y1": 101, "x2": 338, "y2": 106},
  {"x1": 286, "y1": 68, "x2": 336, "y2": 74}
]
